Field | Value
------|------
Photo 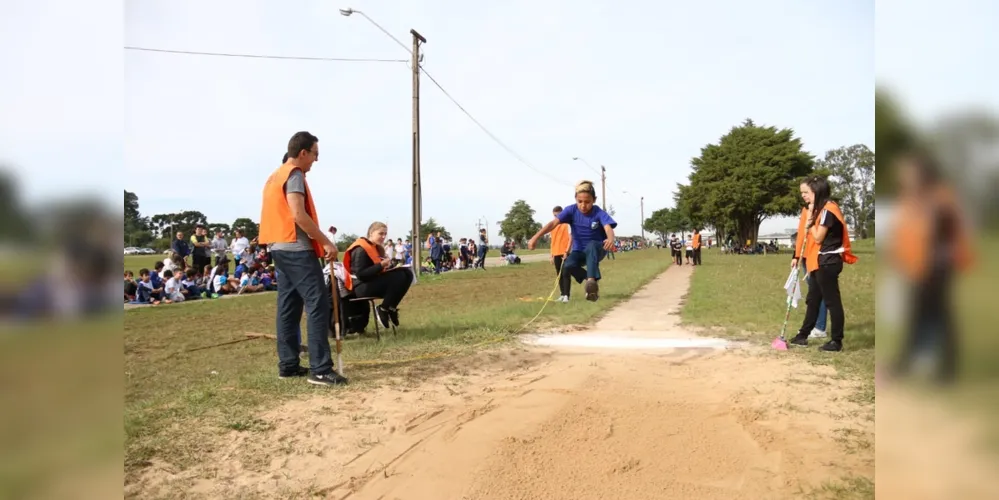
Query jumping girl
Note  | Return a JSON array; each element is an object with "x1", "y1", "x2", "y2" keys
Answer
[
  {"x1": 789, "y1": 175, "x2": 858, "y2": 352},
  {"x1": 528, "y1": 180, "x2": 617, "y2": 301}
]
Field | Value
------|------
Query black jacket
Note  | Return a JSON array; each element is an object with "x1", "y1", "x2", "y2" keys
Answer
[{"x1": 349, "y1": 240, "x2": 384, "y2": 282}]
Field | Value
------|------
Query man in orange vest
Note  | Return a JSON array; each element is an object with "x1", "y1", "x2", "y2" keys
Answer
[
  {"x1": 691, "y1": 228, "x2": 702, "y2": 266},
  {"x1": 259, "y1": 131, "x2": 346, "y2": 386}
]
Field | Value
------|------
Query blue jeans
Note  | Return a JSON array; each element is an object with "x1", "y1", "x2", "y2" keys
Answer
[
  {"x1": 272, "y1": 250, "x2": 333, "y2": 375},
  {"x1": 807, "y1": 273, "x2": 828, "y2": 331},
  {"x1": 564, "y1": 240, "x2": 607, "y2": 282}
]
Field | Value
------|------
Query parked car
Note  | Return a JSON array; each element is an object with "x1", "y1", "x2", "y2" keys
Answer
[
  {"x1": 124, "y1": 247, "x2": 141, "y2": 255},
  {"x1": 139, "y1": 248, "x2": 156, "y2": 255}
]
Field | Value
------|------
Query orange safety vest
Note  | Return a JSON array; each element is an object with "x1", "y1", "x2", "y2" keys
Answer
[
  {"x1": 550, "y1": 223, "x2": 571, "y2": 256},
  {"x1": 796, "y1": 201, "x2": 858, "y2": 273},
  {"x1": 692, "y1": 233, "x2": 702, "y2": 249},
  {"x1": 258, "y1": 163, "x2": 324, "y2": 257},
  {"x1": 341, "y1": 238, "x2": 383, "y2": 291},
  {"x1": 891, "y1": 187, "x2": 974, "y2": 281}
]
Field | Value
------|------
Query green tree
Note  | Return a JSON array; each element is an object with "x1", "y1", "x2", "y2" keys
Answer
[
  {"x1": 231, "y1": 218, "x2": 259, "y2": 239},
  {"x1": 874, "y1": 88, "x2": 918, "y2": 196},
  {"x1": 336, "y1": 233, "x2": 360, "y2": 252},
  {"x1": 407, "y1": 217, "x2": 450, "y2": 243},
  {"x1": 643, "y1": 208, "x2": 671, "y2": 243},
  {"x1": 676, "y1": 118, "x2": 814, "y2": 246},
  {"x1": 498, "y1": 200, "x2": 542, "y2": 246},
  {"x1": 818, "y1": 144, "x2": 875, "y2": 239},
  {"x1": 643, "y1": 207, "x2": 691, "y2": 242},
  {"x1": 0, "y1": 170, "x2": 30, "y2": 240}
]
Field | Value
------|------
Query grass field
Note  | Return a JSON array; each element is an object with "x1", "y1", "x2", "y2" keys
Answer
[
  {"x1": 124, "y1": 249, "x2": 670, "y2": 483},
  {"x1": 682, "y1": 240, "x2": 876, "y2": 399}
]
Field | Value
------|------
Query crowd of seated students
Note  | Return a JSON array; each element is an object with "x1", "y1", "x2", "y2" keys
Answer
[{"x1": 124, "y1": 239, "x2": 278, "y2": 306}]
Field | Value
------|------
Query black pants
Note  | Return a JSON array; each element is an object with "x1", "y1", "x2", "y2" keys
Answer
[
  {"x1": 895, "y1": 265, "x2": 957, "y2": 382},
  {"x1": 354, "y1": 269, "x2": 413, "y2": 309},
  {"x1": 693, "y1": 248, "x2": 702, "y2": 265},
  {"x1": 797, "y1": 262, "x2": 844, "y2": 342},
  {"x1": 673, "y1": 250, "x2": 682, "y2": 265},
  {"x1": 552, "y1": 255, "x2": 572, "y2": 297},
  {"x1": 192, "y1": 253, "x2": 210, "y2": 274}
]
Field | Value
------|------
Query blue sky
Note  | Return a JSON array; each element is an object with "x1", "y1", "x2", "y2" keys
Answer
[{"x1": 3, "y1": 0, "x2": 879, "y2": 241}]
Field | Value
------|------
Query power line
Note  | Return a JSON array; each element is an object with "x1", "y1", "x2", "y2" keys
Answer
[
  {"x1": 418, "y1": 65, "x2": 573, "y2": 189},
  {"x1": 124, "y1": 46, "x2": 408, "y2": 63}
]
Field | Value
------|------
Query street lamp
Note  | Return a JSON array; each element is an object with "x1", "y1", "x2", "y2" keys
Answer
[
  {"x1": 623, "y1": 190, "x2": 645, "y2": 243},
  {"x1": 341, "y1": 7, "x2": 427, "y2": 275}
]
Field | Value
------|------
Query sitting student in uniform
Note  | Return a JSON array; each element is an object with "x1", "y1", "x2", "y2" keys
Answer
[
  {"x1": 260, "y1": 266, "x2": 277, "y2": 291},
  {"x1": 124, "y1": 270, "x2": 138, "y2": 302},
  {"x1": 161, "y1": 270, "x2": 186, "y2": 303},
  {"x1": 238, "y1": 270, "x2": 266, "y2": 294},
  {"x1": 181, "y1": 268, "x2": 205, "y2": 299},
  {"x1": 134, "y1": 268, "x2": 163, "y2": 305}
]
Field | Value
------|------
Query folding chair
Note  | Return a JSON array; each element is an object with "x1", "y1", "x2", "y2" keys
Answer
[{"x1": 348, "y1": 296, "x2": 396, "y2": 342}]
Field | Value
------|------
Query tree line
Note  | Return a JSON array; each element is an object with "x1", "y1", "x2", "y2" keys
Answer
[{"x1": 642, "y1": 119, "x2": 876, "y2": 245}]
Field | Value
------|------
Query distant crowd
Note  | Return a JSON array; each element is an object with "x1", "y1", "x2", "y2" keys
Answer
[{"x1": 124, "y1": 225, "x2": 278, "y2": 305}]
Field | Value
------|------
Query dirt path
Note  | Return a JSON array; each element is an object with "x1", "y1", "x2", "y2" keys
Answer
[{"x1": 131, "y1": 265, "x2": 874, "y2": 499}]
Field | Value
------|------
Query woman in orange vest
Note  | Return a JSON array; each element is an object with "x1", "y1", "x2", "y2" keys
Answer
[
  {"x1": 259, "y1": 131, "x2": 344, "y2": 386},
  {"x1": 342, "y1": 222, "x2": 413, "y2": 329},
  {"x1": 549, "y1": 205, "x2": 573, "y2": 302},
  {"x1": 789, "y1": 175, "x2": 858, "y2": 352},
  {"x1": 889, "y1": 152, "x2": 974, "y2": 383}
]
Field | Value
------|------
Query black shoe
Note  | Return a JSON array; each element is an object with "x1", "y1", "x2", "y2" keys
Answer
[
  {"x1": 789, "y1": 334, "x2": 809, "y2": 347},
  {"x1": 278, "y1": 365, "x2": 309, "y2": 379},
  {"x1": 375, "y1": 306, "x2": 391, "y2": 328},
  {"x1": 308, "y1": 372, "x2": 349, "y2": 386},
  {"x1": 584, "y1": 280, "x2": 599, "y2": 302},
  {"x1": 387, "y1": 307, "x2": 400, "y2": 327},
  {"x1": 819, "y1": 340, "x2": 842, "y2": 352}
]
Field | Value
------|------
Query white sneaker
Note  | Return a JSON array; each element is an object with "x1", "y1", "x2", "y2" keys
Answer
[
  {"x1": 559, "y1": 295, "x2": 569, "y2": 303},
  {"x1": 809, "y1": 328, "x2": 827, "y2": 338}
]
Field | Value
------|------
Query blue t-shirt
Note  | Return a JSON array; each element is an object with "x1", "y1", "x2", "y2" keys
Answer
[{"x1": 557, "y1": 204, "x2": 617, "y2": 251}]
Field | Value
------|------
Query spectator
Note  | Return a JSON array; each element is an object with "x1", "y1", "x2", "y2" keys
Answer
[
  {"x1": 190, "y1": 225, "x2": 212, "y2": 273},
  {"x1": 210, "y1": 229, "x2": 228, "y2": 266},
  {"x1": 549, "y1": 205, "x2": 573, "y2": 302},
  {"x1": 162, "y1": 270, "x2": 185, "y2": 303},
  {"x1": 230, "y1": 228, "x2": 251, "y2": 266},
  {"x1": 171, "y1": 231, "x2": 190, "y2": 265}
]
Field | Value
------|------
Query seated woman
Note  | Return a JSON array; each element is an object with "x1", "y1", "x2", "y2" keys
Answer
[{"x1": 342, "y1": 222, "x2": 413, "y2": 328}]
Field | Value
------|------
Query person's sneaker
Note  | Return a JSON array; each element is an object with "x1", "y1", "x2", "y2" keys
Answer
[
  {"x1": 819, "y1": 340, "x2": 842, "y2": 352},
  {"x1": 584, "y1": 280, "x2": 599, "y2": 301},
  {"x1": 375, "y1": 306, "x2": 391, "y2": 328},
  {"x1": 278, "y1": 365, "x2": 309, "y2": 379},
  {"x1": 809, "y1": 328, "x2": 827, "y2": 338},
  {"x1": 308, "y1": 372, "x2": 349, "y2": 386},
  {"x1": 387, "y1": 307, "x2": 400, "y2": 327},
  {"x1": 559, "y1": 295, "x2": 569, "y2": 303},
  {"x1": 789, "y1": 334, "x2": 809, "y2": 347}
]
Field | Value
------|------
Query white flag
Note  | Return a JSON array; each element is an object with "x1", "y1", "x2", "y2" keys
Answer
[{"x1": 783, "y1": 267, "x2": 803, "y2": 308}]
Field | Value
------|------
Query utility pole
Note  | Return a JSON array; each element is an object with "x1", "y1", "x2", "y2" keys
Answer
[
  {"x1": 600, "y1": 165, "x2": 607, "y2": 207},
  {"x1": 640, "y1": 196, "x2": 645, "y2": 242},
  {"x1": 411, "y1": 28, "x2": 426, "y2": 276}
]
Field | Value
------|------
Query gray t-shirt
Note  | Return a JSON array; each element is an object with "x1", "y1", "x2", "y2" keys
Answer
[{"x1": 269, "y1": 169, "x2": 314, "y2": 253}]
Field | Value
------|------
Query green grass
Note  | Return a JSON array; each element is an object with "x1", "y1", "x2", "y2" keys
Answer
[
  {"x1": 682, "y1": 240, "x2": 876, "y2": 400},
  {"x1": 124, "y1": 249, "x2": 669, "y2": 484}
]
